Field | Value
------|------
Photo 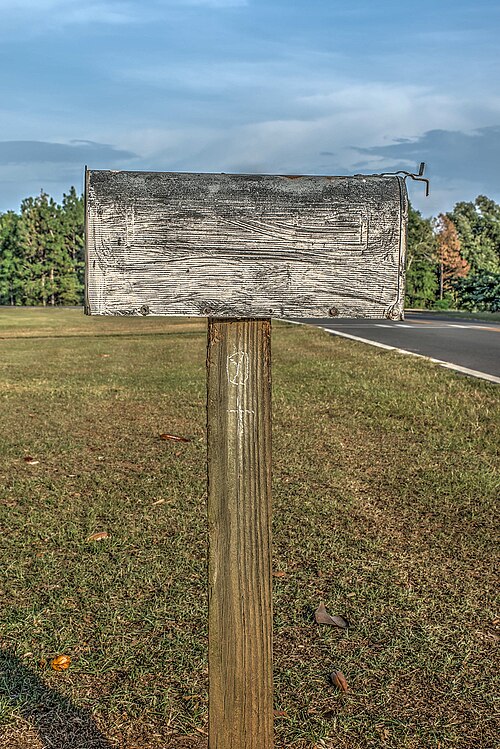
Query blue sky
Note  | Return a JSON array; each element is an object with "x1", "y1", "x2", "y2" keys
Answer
[{"x1": 1, "y1": 0, "x2": 499, "y2": 215}]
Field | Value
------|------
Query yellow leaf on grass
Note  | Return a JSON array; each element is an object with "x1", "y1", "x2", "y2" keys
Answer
[{"x1": 51, "y1": 655, "x2": 71, "y2": 671}]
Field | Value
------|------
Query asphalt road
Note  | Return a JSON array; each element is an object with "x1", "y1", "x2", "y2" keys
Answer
[{"x1": 295, "y1": 312, "x2": 500, "y2": 382}]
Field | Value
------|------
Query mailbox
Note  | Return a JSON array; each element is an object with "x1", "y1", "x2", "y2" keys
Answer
[{"x1": 85, "y1": 170, "x2": 408, "y2": 320}]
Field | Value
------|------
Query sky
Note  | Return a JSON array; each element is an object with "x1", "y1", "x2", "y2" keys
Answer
[{"x1": 0, "y1": 0, "x2": 499, "y2": 215}]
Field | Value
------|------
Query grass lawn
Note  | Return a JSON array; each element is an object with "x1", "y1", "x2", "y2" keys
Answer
[
  {"x1": 407, "y1": 308, "x2": 500, "y2": 322},
  {"x1": 0, "y1": 308, "x2": 498, "y2": 749}
]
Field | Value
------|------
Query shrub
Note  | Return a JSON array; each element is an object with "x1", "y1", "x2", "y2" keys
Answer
[{"x1": 453, "y1": 271, "x2": 500, "y2": 312}]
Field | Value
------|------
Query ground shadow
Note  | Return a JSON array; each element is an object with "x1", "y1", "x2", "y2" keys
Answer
[{"x1": 0, "y1": 650, "x2": 112, "y2": 748}]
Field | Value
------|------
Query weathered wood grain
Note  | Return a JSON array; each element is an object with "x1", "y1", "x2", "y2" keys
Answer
[
  {"x1": 85, "y1": 170, "x2": 408, "y2": 319},
  {"x1": 207, "y1": 318, "x2": 273, "y2": 749}
]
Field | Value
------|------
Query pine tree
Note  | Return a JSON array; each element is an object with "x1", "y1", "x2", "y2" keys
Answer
[
  {"x1": 17, "y1": 192, "x2": 60, "y2": 305},
  {"x1": 61, "y1": 187, "x2": 85, "y2": 299},
  {"x1": 16, "y1": 191, "x2": 83, "y2": 306},
  {"x1": 0, "y1": 211, "x2": 24, "y2": 305}
]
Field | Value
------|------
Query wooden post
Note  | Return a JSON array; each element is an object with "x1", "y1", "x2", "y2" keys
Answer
[{"x1": 207, "y1": 318, "x2": 273, "y2": 749}]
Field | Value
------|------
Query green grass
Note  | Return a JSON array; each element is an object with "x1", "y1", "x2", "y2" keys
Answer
[
  {"x1": 0, "y1": 308, "x2": 498, "y2": 749},
  {"x1": 407, "y1": 307, "x2": 500, "y2": 322}
]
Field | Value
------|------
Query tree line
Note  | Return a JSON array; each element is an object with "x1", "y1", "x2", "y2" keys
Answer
[
  {"x1": 0, "y1": 189, "x2": 84, "y2": 307},
  {"x1": 0, "y1": 188, "x2": 499, "y2": 311},
  {"x1": 407, "y1": 196, "x2": 500, "y2": 312}
]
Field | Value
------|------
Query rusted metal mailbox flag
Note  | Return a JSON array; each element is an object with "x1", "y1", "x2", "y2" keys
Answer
[{"x1": 85, "y1": 169, "x2": 408, "y2": 749}]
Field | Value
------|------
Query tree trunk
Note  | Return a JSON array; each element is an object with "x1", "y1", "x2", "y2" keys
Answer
[{"x1": 50, "y1": 267, "x2": 55, "y2": 306}]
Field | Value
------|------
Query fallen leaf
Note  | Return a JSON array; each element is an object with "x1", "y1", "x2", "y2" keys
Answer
[
  {"x1": 273, "y1": 710, "x2": 289, "y2": 718},
  {"x1": 24, "y1": 457, "x2": 40, "y2": 465},
  {"x1": 272, "y1": 571, "x2": 287, "y2": 578},
  {"x1": 159, "y1": 433, "x2": 191, "y2": 443},
  {"x1": 315, "y1": 602, "x2": 349, "y2": 629},
  {"x1": 87, "y1": 531, "x2": 109, "y2": 542},
  {"x1": 152, "y1": 498, "x2": 165, "y2": 506},
  {"x1": 330, "y1": 670, "x2": 348, "y2": 692},
  {"x1": 51, "y1": 655, "x2": 71, "y2": 671}
]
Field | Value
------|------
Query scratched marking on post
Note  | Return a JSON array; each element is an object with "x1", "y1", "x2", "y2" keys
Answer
[
  {"x1": 227, "y1": 351, "x2": 254, "y2": 434},
  {"x1": 227, "y1": 351, "x2": 249, "y2": 386}
]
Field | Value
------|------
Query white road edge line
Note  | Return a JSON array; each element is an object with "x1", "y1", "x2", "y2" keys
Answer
[{"x1": 285, "y1": 321, "x2": 500, "y2": 384}]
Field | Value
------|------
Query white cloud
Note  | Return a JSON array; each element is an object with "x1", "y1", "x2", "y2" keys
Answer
[
  {"x1": 180, "y1": 0, "x2": 248, "y2": 6},
  {"x1": 0, "y1": 0, "x2": 246, "y2": 25},
  {"x1": 149, "y1": 82, "x2": 496, "y2": 172},
  {"x1": 0, "y1": 0, "x2": 143, "y2": 32}
]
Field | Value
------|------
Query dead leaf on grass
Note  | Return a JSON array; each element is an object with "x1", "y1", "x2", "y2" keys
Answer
[
  {"x1": 273, "y1": 710, "x2": 289, "y2": 718},
  {"x1": 152, "y1": 498, "x2": 165, "y2": 506},
  {"x1": 315, "y1": 602, "x2": 349, "y2": 629},
  {"x1": 87, "y1": 531, "x2": 109, "y2": 542},
  {"x1": 330, "y1": 670, "x2": 348, "y2": 692},
  {"x1": 159, "y1": 433, "x2": 191, "y2": 443},
  {"x1": 24, "y1": 456, "x2": 40, "y2": 465},
  {"x1": 272, "y1": 571, "x2": 287, "y2": 578},
  {"x1": 51, "y1": 655, "x2": 71, "y2": 671}
]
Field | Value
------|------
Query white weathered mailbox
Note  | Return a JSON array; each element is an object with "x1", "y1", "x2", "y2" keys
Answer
[
  {"x1": 85, "y1": 171, "x2": 407, "y2": 320},
  {"x1": 85, "y1": 169, "x2": 408, "y2": 749}
]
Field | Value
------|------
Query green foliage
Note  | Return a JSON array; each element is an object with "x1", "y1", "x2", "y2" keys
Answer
[
  {"x1": 0, "y1": 189, "x2": 84, "y2": 306},
  {"x1": 452, "y1": 271, "x2": 500, "y2": 312},
  {"x1": 405, "y1": 205, "x2": 438, "y2": 308},
  {"x1": 0, "y1": 211, "x2": 23, "y2": 305},
  {"x1": 432, "y1": 296, "x2": 454, "y2": 310},
  {"x1": 448, "y1": 197, "x2": 500, "y2": 273},
  {"x1": 406, "y1": 197, "x2": 500, "y2": 309},
  {"x1": 61, "y1": 186, "x2": 85, "y2": 292}
]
